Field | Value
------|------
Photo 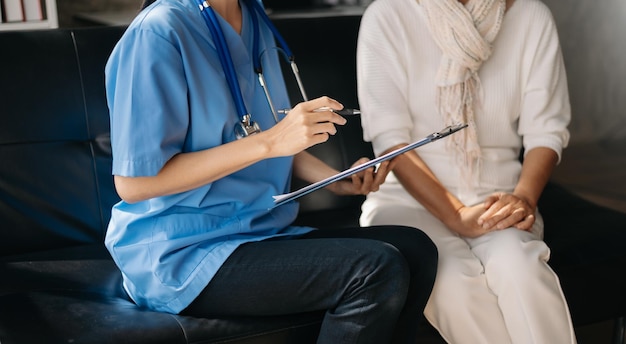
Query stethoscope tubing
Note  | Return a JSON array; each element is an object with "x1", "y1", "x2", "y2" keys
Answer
[
  {"x1": 247, "y1": 0, "x2": 309, "y2": 107},
  {"x1": 197, "y1": 0, "x2": 250, "y2": 121}
]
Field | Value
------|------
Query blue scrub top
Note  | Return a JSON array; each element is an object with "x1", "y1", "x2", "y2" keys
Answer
[{"x1": 104, "y1": 0, "x2": 312, "y2": 314}]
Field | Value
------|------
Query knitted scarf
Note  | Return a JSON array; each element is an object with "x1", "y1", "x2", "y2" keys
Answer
[{"x1": 419, "y1": 0, "x2": 507, "y2": 193}]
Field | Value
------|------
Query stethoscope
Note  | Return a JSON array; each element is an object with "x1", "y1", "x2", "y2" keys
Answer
[{"x1": 195, "y1": 0, "x2": 309, "y2": 139}]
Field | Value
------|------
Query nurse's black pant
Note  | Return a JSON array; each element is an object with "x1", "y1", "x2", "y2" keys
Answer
[{"x1": 183, "y1": 225, "x2": 438, "y2": 344}]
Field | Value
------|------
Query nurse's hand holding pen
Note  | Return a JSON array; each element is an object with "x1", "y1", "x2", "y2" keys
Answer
[{"x1": 261, "y1": 96, "x2": 348, "y2": 157}]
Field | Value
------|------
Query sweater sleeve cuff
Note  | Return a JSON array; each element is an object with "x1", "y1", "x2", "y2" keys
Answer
[
  {"x1": 370, "y1": 129, "x2": 413, "y2": 157},
  {"x1": 523, "y1": 134, "x2": 568, "y2": 164}
]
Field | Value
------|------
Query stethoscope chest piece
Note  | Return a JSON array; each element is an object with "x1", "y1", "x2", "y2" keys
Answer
[{"x1": 234, "y1": 114, "x2": 261, "y2": 139}]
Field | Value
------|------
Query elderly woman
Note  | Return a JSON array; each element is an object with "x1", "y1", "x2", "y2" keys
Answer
[{"x1": 357, "y1": 0, "x2": 576, "y2": 342}]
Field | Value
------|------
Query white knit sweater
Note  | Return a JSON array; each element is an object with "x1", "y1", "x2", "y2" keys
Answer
[{"x1": 357, "y1": 0, "x2": 570, "y2": 206}]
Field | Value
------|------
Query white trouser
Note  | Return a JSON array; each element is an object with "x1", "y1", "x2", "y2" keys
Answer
[{"x1": 361, "y1": 200, "x2": 577, "y2": 344}]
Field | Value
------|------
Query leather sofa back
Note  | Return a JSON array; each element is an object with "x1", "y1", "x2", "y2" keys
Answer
[{"x1": 0, "y1": 27, "x2": 125, "y2": 256}]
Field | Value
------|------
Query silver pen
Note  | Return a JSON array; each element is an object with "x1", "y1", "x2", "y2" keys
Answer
[{"x1": 277, "y1": 107, "x2": 361, "y2": 116}]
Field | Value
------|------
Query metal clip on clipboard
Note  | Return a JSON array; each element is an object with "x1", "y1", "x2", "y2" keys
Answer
[{"x1": 271, "y1": 123, "x2": 468, "y2": 208}]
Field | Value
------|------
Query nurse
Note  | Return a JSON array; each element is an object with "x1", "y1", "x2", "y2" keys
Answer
[{"x1": 104, "y1": 0, "x2": 438, "y2": 343}]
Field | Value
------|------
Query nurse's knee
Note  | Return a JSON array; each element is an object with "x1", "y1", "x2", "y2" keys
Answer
[
  {"x1": 371, "y1": 241, "x2": 410, "y2": 281},
  {"x1": 339, "y1": 241, "x2": 410, "y2": 316}
]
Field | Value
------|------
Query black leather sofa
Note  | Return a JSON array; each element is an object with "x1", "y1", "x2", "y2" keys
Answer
[{"x1": 1, "y1": 16, "x2": 625, "y2": 344}]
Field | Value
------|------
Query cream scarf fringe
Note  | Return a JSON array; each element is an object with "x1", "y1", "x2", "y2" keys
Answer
[{"x1": 420, "y1": 0, "x2": 507, "y2": 194}]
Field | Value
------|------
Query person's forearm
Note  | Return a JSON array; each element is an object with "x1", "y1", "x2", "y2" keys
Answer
[
  {"x1": 513, "y1": 147, "x2": 559, "y2": 208},
  {"x1": 115, "y1": 132, "x2": 274, "y2": 203},
  {"x1": 391, "y1": 145, "x2": 465, "y2": 229}
]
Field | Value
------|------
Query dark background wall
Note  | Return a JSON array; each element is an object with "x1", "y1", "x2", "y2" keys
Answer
[
  {"x1": 56, "y1": 0, "x2": 139, "y2": 27},
  {"x1": 54, "y1": 0, "x2": 364, "y2": 28},
  {"x1": 542, "y1": 0, "x2": 626, "y2": 143}
]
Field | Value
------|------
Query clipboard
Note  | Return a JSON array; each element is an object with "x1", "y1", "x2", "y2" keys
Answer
[{"x1": 272, "y1": 123, "x2": 468, "y2": 208}]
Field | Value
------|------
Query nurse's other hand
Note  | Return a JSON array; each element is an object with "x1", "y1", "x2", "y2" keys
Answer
[
  {"x1": 328, "y1": 158, "x2": 394, "y2": 196},
  {"x1": 262, "y1": 96, "x2": 347, "y2": 157}
]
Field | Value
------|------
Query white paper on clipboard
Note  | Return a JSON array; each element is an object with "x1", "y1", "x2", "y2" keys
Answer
[{"x1": 271, "y1": 123, "x2": 468, "y2": 208}]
